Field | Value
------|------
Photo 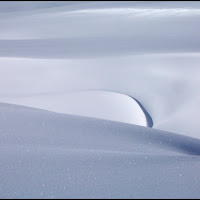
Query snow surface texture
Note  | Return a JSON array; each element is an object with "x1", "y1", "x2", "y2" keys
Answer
[
  {"x1": 0, "y1": 1, "x2": 200, "y2": 199},
  {"x1": 1, "y1": 103, "x2": 200, "y2": 199}
]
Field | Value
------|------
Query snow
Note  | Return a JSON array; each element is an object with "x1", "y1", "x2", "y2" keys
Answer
[
  {"x1": 0, "y1": 54, "x2": 199, "y2": 138},
  {"x1": 0, "y1": 91, "x2": 150, "y2": 127},
  {"x1": 0, "y1": 1, "x2": 200, "y2": 198},
  {"x1": 1, "y1": 103, "x2": 200, "y2": 198}
]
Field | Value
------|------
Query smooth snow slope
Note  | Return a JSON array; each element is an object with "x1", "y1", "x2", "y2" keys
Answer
[
  {"x1": 0, "y1": 103, "x2": 200, "y2": 198},
  {"x1": 0, "y1": 2, "x2": 200, "y2": 138},
  {"x1": 0, "y1": 2, "x2": 200, "y2": 198}
]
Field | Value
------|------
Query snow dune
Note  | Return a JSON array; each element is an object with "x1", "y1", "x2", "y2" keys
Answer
[
  {"x1": 0, "y1": 103, "x2": 200, "y2": 198},
  {"x1": 0, "y1": 54, "x2": 199, "y2": 138},
  {"x1": 0, "y1": 1, "x2": 200, "y2": 198},
  {"x1": 0, "y1": 91, "x2": 152, "y2": 127},
  {"x1": 0, "y1": 1, "x2": 200, "y2": 139}
]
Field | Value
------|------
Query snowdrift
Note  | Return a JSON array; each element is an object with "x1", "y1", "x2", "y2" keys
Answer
[
  {"x1": 0, "y1": 103, "x2": 200, "y2": 198},
  {"x1": 0, "y1": 91, "x2": 152, "y2": 127},
  {"x1": 0, "y1": 1, "x2": 200, "y2": 198},
  {"x1": 0, "y1": 1, "x2": 200, "y2": 137}
]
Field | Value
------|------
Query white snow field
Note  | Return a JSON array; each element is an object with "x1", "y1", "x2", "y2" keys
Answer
[{"x1": 0, "y1": 1, "x2": 200, "y2": 199}]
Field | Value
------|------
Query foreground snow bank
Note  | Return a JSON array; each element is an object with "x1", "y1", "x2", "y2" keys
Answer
[{"x1": 0, "y1": 103, "x2": 200, "y2": 198}]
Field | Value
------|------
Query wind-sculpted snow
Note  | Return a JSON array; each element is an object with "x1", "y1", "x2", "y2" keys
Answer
[
  {"x1": 0, "y1": 91, "x2": 152, "y2": 127},
  {"x1": 0, "y1": 54, "x2": 199, "y2": 138},
  {"x1": 0, "y1": 1, "x2": 200, "y2": 198},
  {"x1": 0, "y1": 1, "x2": 200, "y2": 138},
  {"x1": 0, "y1": 103, "x2": 200, "y2": 198}
]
